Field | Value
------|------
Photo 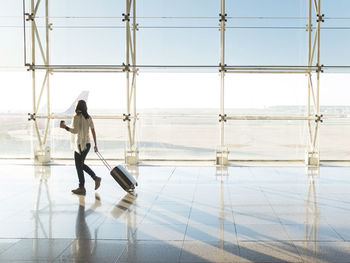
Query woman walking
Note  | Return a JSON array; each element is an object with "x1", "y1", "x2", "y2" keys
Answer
[{"x1": 60, "y1": 100, "x2": 101, "y2": 195}]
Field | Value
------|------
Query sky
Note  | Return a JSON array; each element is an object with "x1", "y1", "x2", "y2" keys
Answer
[{"x1": 0, "y1": 0, "x2": 350, "y2": 112}]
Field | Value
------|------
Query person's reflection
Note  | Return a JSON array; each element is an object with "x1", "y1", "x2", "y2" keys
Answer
[{"x1": 71, "y1": 193, "x2": 101, "y2": 262}]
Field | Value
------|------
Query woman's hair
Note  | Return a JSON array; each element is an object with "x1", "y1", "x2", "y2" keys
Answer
[{"x1": 75, "y1": 100, "x2": 90, "y2": 119}]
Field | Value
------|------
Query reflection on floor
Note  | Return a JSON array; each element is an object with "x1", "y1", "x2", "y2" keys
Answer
[{"x1": 0, "y1": 164, "x2": 349, "y2": 262}]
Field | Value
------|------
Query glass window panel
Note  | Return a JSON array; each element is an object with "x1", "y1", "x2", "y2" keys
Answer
[
  {"x1": 137, "y1": 28, "x2": 219, "y2": 67},
  {"x1": 226, "y1": 0, "x2": 306, "y2": 18},
  {"x1": 0, "y1": 71, "x2": 32, "y2": 158},
  {"x1": 225, "y1": 28, "x2": 307, "y2": 66},
  {"x1": 225, "y1": 74, "x2": 307, "y2": 113},
  {"x1": 0, "y1": 115, "x2": 33, "y2": 158},
  {"x1": 137, "y1": 73, "x2": 219, "y2": 160},
  {"x1": 323, "y1": 0, "x2": 350, "y2": 18},
  {"x1": 226, "y1": 0, "x2": 307, "y2": 66},
  {"x1": 0, "y1": 0, "x2": 24, "y2": 69},
  {"x1": 225, "y1": 121, "x2": 307, "y2": 160},
  {"x1": 33, "y1": 0, "x2": 126, "y2": 65},
  {"x1": 322, "y1": 28, "x2": 350, "y2": 66},
  {"x1": 49, "y1": 73, "x2": 126, "y2": 112},
  {"x1": 138, "y1": 113, "x2": 218, "y2": 160},
  {"x1": 320, "y1": 121, "x2": 350, "y2": 161},
  {"x1": 137, "y1": 0, "x2": 218, "y2": 17},
  {"x1": 320, "y1": 73, "x2": 350, "y2": 160},
  {"x1": 49, "y1": 27, "x2": 125, "y2": 65},
  {"x1": 136, "y1": 0, "x2": 219, "y2": 68}
]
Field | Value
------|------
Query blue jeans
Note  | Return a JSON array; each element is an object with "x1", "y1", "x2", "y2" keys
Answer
[{"x1": 74, "y1": 143, "x2": 96, "y2": 188}]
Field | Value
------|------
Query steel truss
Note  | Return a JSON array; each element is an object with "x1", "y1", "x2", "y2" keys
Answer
[{"x1": 24, "y1": 0, "x2": 323, "y2": 165}]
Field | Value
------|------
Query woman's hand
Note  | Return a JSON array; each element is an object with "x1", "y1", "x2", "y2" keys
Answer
[
  {"x1": 60, "y1": 120, "x2": 66, "y2": 129},
  {"x1": 94, "y1": 145, "x2": 98, "y2": 152}
]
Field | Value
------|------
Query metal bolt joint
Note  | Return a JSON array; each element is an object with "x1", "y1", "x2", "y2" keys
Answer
[
  {"x1": 28, "y1": 113, "x2": 36, "y2": 121},
  {"x1": 25, "y1": 63, "x2": 35, "y2": 71},
  {"x1": 122, "y1": 63, "x2": 131, "y2": 72},
  {"x1": 315, "y1": 114, "x2": 323, "y2": 123},
  {"x1": 316, "y1": 64, "x2": 324, "y2": 73},
  {"x1": 122, "y1": 13, "x2": 130, "y2": 22},
  {"x1": 25, "y1": 13, "x2": 34, "y2": 21},
  {"x1": 123, "y1": 113, "x2": 131, "y2": 122},
  {"x1": 219, "y1": 114, "x2": 227, "y2": 122},
  {"x1": 316, "y1": 14, "x2": 325, "y2": 23},
  {"x1": 219, "y1": 13, "x2": 227, "y2": 22},
  {"x1": 219, "y1": 63, "x2": 227, "y2": 73}
]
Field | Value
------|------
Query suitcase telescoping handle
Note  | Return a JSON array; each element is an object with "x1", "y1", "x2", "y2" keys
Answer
[{"x1": 95, "y1": 151, "x2": 112, "y2": 171}]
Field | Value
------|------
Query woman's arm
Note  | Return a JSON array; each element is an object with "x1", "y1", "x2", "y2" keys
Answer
[
  {"x1": 60, "y1": 116, "x2": 78, "y2": 134},
  {"x1": 91, "y1": 128, "x2": 98, "y2": 152}
]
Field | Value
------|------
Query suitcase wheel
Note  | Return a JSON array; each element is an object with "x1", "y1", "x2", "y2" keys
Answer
[{"x1": 135, "y1": 182, "x2": 138, "y2": 187}]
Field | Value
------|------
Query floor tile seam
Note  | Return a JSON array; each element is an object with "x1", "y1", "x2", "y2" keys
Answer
[
  {"x1": 180, "y1": 170, "x2": 201, "y2": 260},
  {"x1": 276, "y1": 220, "x2": 296, "y2": 244},
  {"x1": 259, "y1": 187, "x2": 285, "y2": 230},
  {"x1": 236, "y1": 239, "x2": 310, "y2": 262},
  {"x1": 224, "y1": 176, "x2": 239, "y2": 245},
  {"x1": 259, "y1": 181, "x2": 306, "y2": 229},
  {"x1": 292, "y1": 240, "x2": 350, "y2": 244},
  {"x1": 290, "y1": 240, "x2": 317, "y2": 263},
  {"x1": 325, "y1": 221, "x2": 347, "y2": 242},
  {"x1": 49, "y1": 238, "x2": 127, "y2": 263},
  {"x1": 86, "y1": 211, "x2": 107, "y2": 230},
  {"x1": 0, "y1": 238, "x2": 21, "y2": 256},
  {"x1": 135, "y1": 173, "x2": 172, "y2": 226},
  {"x1": 285, "y1": 238, "x2": 346, "y2": 242},
  {"x1": 288, "y1": 238, "x2": 305, "y2": 262},
  {"x1": 237, "y1": 238, "x2": 295, "y2": 242},
  {"x1": 48, "y1": 238, "x2": 75, "y2": 263},
  {"x1": 113, "y1": 241, "x2": 129, "y2": 263},
  {"x1": 233, "y1": 175, "x2": 250, "y2": 261},
  {"x1": 130, "y1": 167, "x2": 180, "y2": 238}
]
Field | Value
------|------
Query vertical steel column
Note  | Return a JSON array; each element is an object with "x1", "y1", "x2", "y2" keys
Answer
[
  {"x1": 124, "y1": 0, "x2": 138, "y2": 164},
  {"x1": 307, "y1": 0, "x2": 312, "y2": 138},
  {"x1": 306, "y1": 0, "x2": 322, "y2": 166},
  {"x1": 125, "y1": 0, "x2": 130, "y2": 119},
  {"x1": 28, "y1": 0, "x2": 51, "y2": 162},
  {"x1": 30, "y1": 0, "x2": 40, "y2": 146},
  {"x1": 216, "y1": 0, "x2": 228, "y2": 165},
  {"x1": 220, "y1": 0, "x2": 225, "y2": 147},
  {"x1": 313, "y1": 0, "x2": 321, "y2": 150},
  {"x1": 43, "y1": 0, "x2": 50, "y2": 145},
  {"x1": 131, "y1": 0, "x2": 137, "y2": 153},
  {"x1": 306, "y1": 0, "x2": 313, "y2": 156}
]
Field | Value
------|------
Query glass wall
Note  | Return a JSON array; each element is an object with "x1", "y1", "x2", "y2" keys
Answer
[{"x1": 1, "y1": 0, "x2": 350, "y2": 161}]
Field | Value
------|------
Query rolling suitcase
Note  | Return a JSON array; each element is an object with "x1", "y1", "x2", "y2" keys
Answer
[{"x1": 96, "y1": 151, "x2": 138, "y2": 192}]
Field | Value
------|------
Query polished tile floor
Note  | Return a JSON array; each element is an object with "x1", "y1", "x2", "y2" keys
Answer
[{"x1": 0, "y1": 164, "x2": 350, "y2": 262}]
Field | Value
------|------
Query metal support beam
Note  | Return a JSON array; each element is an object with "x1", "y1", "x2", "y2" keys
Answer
[
  {"x1": 306, "y1": 0, "x2": 323, "y2": 167},
  {"x1": 216, "y1": 0, "x2": 228, "y2": 165},
  {"x1": 27, "y1": 0, "x2": 51, "y2": 163},
  {"x1": 124, "y1": 0, "x2": 138, "y2": 164}
]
